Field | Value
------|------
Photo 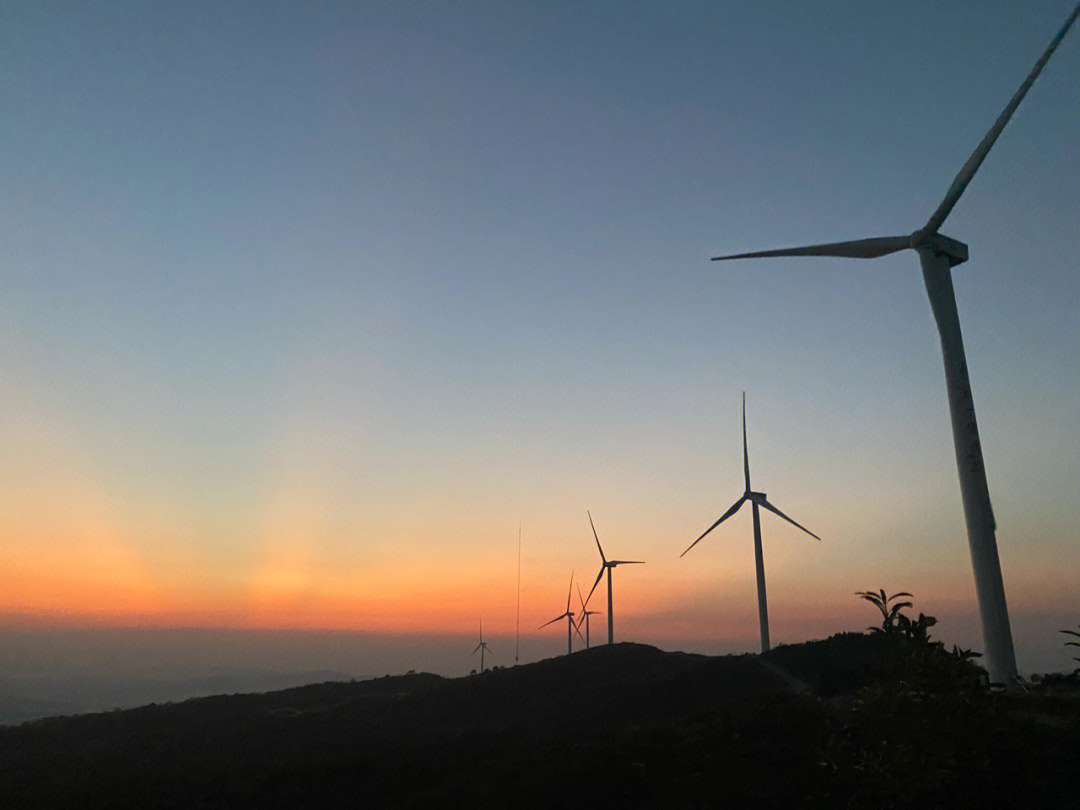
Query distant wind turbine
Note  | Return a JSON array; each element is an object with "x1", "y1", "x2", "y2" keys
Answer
[
  {"x1": 471, "y1": 617, "x2": 492, "y2": 673},
  {"x1": 707, "y1": 3, "x2": 1080, "y2": 684},
  {"x1": 584, "y1": 512, "x2": 644, "y2": 645},
  {"x1": 681, "y1": 393, "x2": 819, "y2": 653},
  {"x1": 576, "y1": 584, "x2": 601, "y2": 649},
  {"x1": 540, "y1": 572, "x2": 577, "y2": 655},
  {"x1": 571, "y1": 613, "x2": 586, "y2": 647}
]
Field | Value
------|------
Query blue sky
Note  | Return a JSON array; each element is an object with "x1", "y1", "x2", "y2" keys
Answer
[{"x1": 2, "y1": 1, "x2": 1079, "y2": 674}]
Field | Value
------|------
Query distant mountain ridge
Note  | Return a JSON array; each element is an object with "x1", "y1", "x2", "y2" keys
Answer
[{"x1": 0, "y1": 670, "x2": 353, "y2": 726}]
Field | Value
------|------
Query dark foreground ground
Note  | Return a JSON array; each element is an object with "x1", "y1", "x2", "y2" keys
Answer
[{"x1": 1, "y1": 634, "x2": 1078, "y2": 809}]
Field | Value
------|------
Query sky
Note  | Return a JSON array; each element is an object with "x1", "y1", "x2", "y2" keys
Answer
[{"x1": 2, "y1": 1, "x2": 1079, "y2": 680}]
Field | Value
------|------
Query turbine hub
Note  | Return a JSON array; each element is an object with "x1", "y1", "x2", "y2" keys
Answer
[
  {"x1": 909, "y1": 230, "x2": 968, "y2": 266},
  {"x1": 749, "y1": 491, "x2": 767, "y2": 503}
]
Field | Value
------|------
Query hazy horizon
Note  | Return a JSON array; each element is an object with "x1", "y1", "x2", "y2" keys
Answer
[{"x1": 2, "y1": 603, "x2": 1076, "y2": 725}]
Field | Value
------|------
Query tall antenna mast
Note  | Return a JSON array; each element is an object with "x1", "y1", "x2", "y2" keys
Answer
[{"x1": 520, "y1": 527, "x2": 524, "y2": 665}]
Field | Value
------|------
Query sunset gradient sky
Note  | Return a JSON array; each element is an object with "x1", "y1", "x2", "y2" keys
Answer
[{"x1": 3, "y1": 1, "x2": 1079, "y2": 675}]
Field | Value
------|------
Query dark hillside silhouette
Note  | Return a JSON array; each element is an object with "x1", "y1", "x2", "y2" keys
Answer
[{"x1": 2, "y1": 637, "x2": 1078, "y2": 808}]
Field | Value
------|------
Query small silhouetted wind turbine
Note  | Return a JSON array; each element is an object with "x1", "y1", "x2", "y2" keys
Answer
[
  {"x1": 540, "y1": 572, "x2": 577, "y2": 655},
  {"x1": 681, "y1": 393, "x2": 819, "y2": 653},
  {"x1": 577, "y1": 584, "x2": 601, "y2": 649},
  {"x1": 584, "y1": 512, "x2": 643, "y2": 645},
  {"x1": 707, "y1": 4, "x2": 1079, "y2": 684},
  {"x1": 471, "y1": 617, "x2": 491, "y2": 673},
  {"x1": 571, "y1": 614, "x2": 585, "y2": 646}
]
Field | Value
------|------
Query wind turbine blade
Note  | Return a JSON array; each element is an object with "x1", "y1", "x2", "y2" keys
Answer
[
  {"x1": 924, "y1": 1, "x2": 1080, "y2": 233},
  {"x1": 610, "y1": 560, "x2": 645, "y2": 565},
  {"x1": 758, "y1": 496, "x2": 821, "y2": 541},
  {"x1": 472, "y1": 643, "x2": 482, "y2": 656},
  {"x1": 566, "y1": 571, "x2": 575, "y2": 614},
  {"x1": 572, "y1": 617, "x2": 584, "y2": 642},
  {"x1": 680, "y1": 496, "x2": 746, "y2": 557},
  {"x1": 742, "y1": 391, "x2": 751, "y2": 492},
  {"x1": 712, "y1": 236, "x2": 909, "y2": 262},
  {"x1": 540, "y1": 614, "x2": 565, "y2": 628},
  {"x1": 577, "y1": 584, "x2": 587, "y2": 613},
  {"x1": 587, "y1": 510, "x2": 607, "y2": 564},
  {"x1": 584, "y1": 567, "x2": 605, "y2": 608}
]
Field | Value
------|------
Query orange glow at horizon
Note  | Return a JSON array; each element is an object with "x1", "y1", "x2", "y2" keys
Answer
[{"x1": 3, "y1": 397, "x2": 1072, "y2": 644}]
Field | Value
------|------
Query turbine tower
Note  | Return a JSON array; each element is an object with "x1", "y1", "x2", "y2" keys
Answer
[
  {"x1": 471, "y1": 617, "x2": 492, "y2": 673},
  {"x1": 515, "y1": 525, "x2": 521, "y2": 666},
  {"x1": 540, "y1": 572, "x2": 577, "y2": 655},
  {"x1": 584, "y1": 512, "x2": 644, "y2": 645},
  {"x1": 681, "y1": 393, "x2": 819, "y2": 653},
  {"x1": 708, "y1": 4, "x2": 1079, "y2": 684},
  {"x1": 577, "y1": 584, "x2": 601, "y2": 649}
]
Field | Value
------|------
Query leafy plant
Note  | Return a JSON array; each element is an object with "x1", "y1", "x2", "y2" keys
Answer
[
  {"x1": 950, "y1": 645, "x2": 982, "y2": 662},
  {"x1": 853, "y1": 589, "x2": 988, "y2": 691},
  {"x1": 896, "y1": 611, "x2": 937, "y2": 643},
  {"x1": 855, "y1": 589, "x2": 912, "y2": 634},
  {"x1": 857, "y1": 589, "x2": 942, "y2": 647}
]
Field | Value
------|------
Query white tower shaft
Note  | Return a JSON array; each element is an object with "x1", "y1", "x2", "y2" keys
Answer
[
  {"x1": 607, "y1": 567, "x2": 614, "y2": 645},
  {"x1": 751, "y1": 500, "x2": 770, "y2": 653},
  {"x1": 918, "y1": 247, "x2": 1017, "y2": 683}
]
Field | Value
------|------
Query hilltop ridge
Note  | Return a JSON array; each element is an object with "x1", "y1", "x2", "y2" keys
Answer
[{"x1": 2, "y1": 636, "x2": 1078, "y2": 808}]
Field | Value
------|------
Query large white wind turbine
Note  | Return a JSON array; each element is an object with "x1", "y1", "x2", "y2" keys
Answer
[
  {"x1": 709, "y1": 4, "x2": 1079, "y2": 684},
  {"x1": 471, "y1": 617, "x2": 492, "y2": 673},
  {"x1": 540, "y1": 572, "x2": 578, "y2": 655},
  {"x1": 681, "y1": 393, "x2": 819, "y2": 653},
  {"x1": 584, "y1": 511, "x2": 644, "y2": 645}
]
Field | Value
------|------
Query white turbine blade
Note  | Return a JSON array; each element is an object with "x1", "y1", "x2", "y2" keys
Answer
[
  {"x1": 587, "y1": 510, "x2": 607, "y2": 564},
  {"x1": 680, "y1": 495, "x2": 747, "y2": 557},
  {"x1": 924, "y1": 1, "x2": 1080, "y2": 233},
  {"x1": 584, "y1": 566, "x2": 605, "y2": 608},
  {"x1": 742, "y1": 391, "x2": 751, "y2": 493},
  {"x1": 758, "y1": 496, "x2": 821, "y2": 541},
  {"x1": 712, "y1": 236, "x2": 909, "y2": 262}
]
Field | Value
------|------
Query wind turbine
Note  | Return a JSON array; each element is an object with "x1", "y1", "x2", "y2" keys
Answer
[
  {"x1": 577, "y1": 584, "x2": 601, "y2": 649},
  {"x1": 708, "y1": 4, "x2": 1079, "y2": 684},
  {"x1": 584, "y1": 511, "x2": 644, "y2": 645},
  {"x1": 681, "y1": 393, "x2": 819, "y2": 653},
  {"x1": 540, "y1": 572, "x2": 577, "y2": 655},
  {"x1": 471, "y1": 617, "x2": 492, "y2": 673}
]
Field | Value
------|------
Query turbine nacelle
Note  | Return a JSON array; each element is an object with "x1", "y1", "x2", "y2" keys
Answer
[
  {"x1": 539, "y1": 610, "x2": 574, "y2": 628},
  {"x1": 909, "y1": 230, "x2": 968, "y2": 266}
]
